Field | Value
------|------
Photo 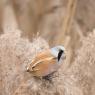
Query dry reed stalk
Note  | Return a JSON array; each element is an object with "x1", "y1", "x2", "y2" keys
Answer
[
  {"x1": 57, "y1": 0, "x2": 77, "y2": 45},
  {"x1": 55, "y1": 0, "x2": 78, "y2": 66}
]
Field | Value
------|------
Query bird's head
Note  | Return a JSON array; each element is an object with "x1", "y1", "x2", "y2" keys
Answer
[{"x1": 51, "y1": 45, "x2": 66, "y2": 61}]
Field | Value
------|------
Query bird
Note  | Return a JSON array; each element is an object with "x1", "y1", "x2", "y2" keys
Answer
[{"x1": 26, "y1": 45, "x2": 66, "y2": 79}]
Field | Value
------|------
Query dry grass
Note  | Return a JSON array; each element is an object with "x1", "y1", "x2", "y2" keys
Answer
[
  {"x1": 0, "y1": 30, "x2": 49, "y2": 95},
  {"x1": 0, "y1": 28, "x2": 95, "y2": 95}
]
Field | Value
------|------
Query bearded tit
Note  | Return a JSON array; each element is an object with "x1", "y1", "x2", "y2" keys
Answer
[{"x1": 27, "y1": 46, "x2": 66, "y2": 79}]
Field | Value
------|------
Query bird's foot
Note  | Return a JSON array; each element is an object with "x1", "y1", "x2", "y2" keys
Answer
[{"x1": 42, "y1": 74, "x2": 53, "y2": 81}]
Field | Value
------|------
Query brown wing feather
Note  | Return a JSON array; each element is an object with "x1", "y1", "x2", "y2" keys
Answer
[
  {"x1": 32, "y1": 58, "x2": 57, "y2": 76},
  {"x1": 27, "y1": 49, "x2": 58, "y2": 77},
  {"x1": 34, "y1": 49, "x2": 53, "y2": 61},
  {"x1": 30, "y1": 49, "x2": 55, "y2": 68}
]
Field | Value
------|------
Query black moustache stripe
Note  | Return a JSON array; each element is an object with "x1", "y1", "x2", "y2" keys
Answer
[{"x1": 58, "y1": 50, "x2": 63, "y2": 61}]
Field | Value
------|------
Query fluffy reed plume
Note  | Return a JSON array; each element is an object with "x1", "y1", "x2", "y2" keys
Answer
[
  {"x1": 63, "y1": 30, "x2": 95, "y2": 95},
  {"x1": 0, "y1": 28, "x2": 95, "y2": 95},
  {"x1": 0, "y1": 30, "x2": 49, "y2": 95}
]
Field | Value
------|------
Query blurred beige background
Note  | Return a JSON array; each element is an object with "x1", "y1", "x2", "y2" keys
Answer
[{"x1": 0, "y1": 0, "x2": 95, "y2": 38}]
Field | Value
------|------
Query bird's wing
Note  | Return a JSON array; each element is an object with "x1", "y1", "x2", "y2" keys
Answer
[
  {"x1": 32, "y1": 57, "x2": 57, "y2": 77},
  {"x1": 30, "y1": 49, "x2": 56, "y2": 71}
]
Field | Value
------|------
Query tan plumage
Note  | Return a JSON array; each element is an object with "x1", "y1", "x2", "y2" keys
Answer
[
  {"x1": 27, "y1": 46, "x2": 66, "y2": 78},
  {"x1": 27, "y1": 49, "x2": 58, "y2": 77}
]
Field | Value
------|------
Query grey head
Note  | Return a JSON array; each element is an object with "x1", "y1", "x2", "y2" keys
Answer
[{"x1": 51, "y1": 45, "x2": 66, "y2": 61}]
